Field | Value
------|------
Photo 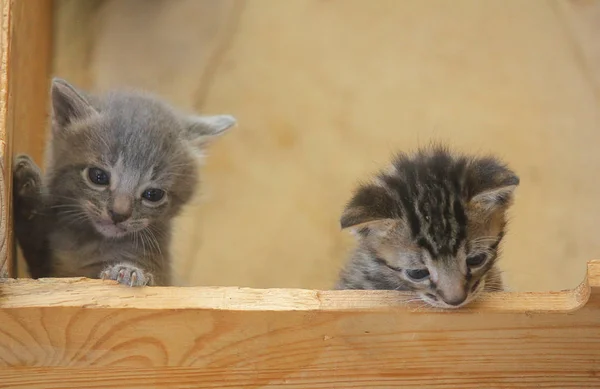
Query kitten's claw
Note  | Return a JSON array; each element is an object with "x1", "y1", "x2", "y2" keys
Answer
[
  {"x1": 100, "y1": 263, "x2": 153, "y2": 287},
  {"x1": 130, "y1": 271, "x2": 138, "y2": 287}
]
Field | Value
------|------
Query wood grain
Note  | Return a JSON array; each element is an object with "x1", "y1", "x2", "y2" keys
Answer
[
  {"x1": 0, "y1": 0, "x2": 10, "y2": 278},
  {"x1": 7, "y1": 0, "x2": 52, "y2": 167},
  {"x1": 3, "y1": 0, "x2": 53, "y2": 278},
  {"x1": 0, "y1": 261, "x2": 598, "y2": 388}
]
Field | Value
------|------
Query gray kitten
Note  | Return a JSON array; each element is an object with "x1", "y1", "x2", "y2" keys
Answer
[
  {"x1": 13, "y1": 78, "x2": 236, "y2": 286},
  {"x1": 336, "y1": 146, "x2": 518, "y2": 308}
]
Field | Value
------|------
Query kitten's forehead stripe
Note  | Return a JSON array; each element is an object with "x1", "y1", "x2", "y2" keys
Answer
[
  {"x1": 348, "y1": 146, "x2": 517, "y2": 261},
  {"x1": 385, "y1": 149, "x2": 471, "y2": 258},
  {"x1": 150, "y1": 164, "x2": 161, "y2": 181}
]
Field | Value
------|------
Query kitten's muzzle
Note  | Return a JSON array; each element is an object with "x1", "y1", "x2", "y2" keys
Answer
[
  {"x1": 439, "y1": 293, "x2": 467, "y2": 306},
  {"x1": 109, "y1": 194, "x2": 133, "y2": 223},
  {"x1": 108, "y1": 209, "x2": 132, "y2": 224}
]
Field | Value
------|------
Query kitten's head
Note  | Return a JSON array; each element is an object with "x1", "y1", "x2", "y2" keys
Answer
[
  {"x1": 47, "y1": 78, "x2": 236, "y2": 238},
  {"x1": 341, "y1": 146, "x2": 519, "y2": 308}
]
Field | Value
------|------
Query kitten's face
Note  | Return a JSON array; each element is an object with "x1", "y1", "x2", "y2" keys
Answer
[
  {"x1": 47, "y1": 79, "x2": 236, "y2": 239},
  {"x1": 341, "y1": 147, "x2": 518, "y2": 308},
  {"x1": 74, "y1": 141, "x2": 193, "y2": 239},
  {"x1": 361, "y1": 204, "x2": 506, "y2": 309}
]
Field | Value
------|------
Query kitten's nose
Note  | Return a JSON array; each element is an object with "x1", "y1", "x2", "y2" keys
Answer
[
  {"x1": 109, "y1": 194, "x2": 132, "y2": 224},
  {"x1": 441, "y1": 294, "x2": 467, "y2": 306},
  {"x1": 108, "y1": 209, "x2": 131, "y2": 224},
  {"x1": 436, "y1": 264, "x2": 468, "y2": 307}
]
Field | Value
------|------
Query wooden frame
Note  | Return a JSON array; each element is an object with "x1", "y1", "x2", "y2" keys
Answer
[
  {"x1": 1, "y1": 0, "x2": 53, "y2": 278},
  {"x1": 0, "y1": 263, "x2": 597, "y2": 387},
  {"x1": 0, "y1": 0, "x2": 13, "y2": 278},
  {"x1": 1, "y1": 1, "x2": 599, "y2": 388}
]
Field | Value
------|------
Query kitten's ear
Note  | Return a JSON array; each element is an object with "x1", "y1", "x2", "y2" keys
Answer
[
  {"x1": 51, "y1": 78, "x2": 97, "y2": 130},
  {"x1": 469, "y1": 158, "x2": 520, "y2": 212},
  {"x1": 340, "y1": 184, "x2": 400, "y2": 234},
  {"x1": 184, "y1": 114, "x2": 237, "y2": 150}
]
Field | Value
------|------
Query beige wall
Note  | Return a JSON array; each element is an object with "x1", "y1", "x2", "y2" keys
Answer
[{"x1": 51, "y1": 0, "x2": 600, "y2": 291}]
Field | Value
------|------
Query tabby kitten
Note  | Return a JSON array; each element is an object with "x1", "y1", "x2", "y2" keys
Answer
[
  {"x1": 13, "y1": 78, "x2": 236, "y2": 286},
  {"x1": 336, "y1": 146, "x2": 519, "y2": 308}
]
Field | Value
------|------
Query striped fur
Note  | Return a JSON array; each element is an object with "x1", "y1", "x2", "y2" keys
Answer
[{"x1": 336, "y1": 146, "x2": 518, "y2": 309}]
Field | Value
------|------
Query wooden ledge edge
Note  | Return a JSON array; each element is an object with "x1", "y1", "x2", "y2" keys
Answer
[{"x1": 0, "y1": 260, "x2": 598, "y2": 314}]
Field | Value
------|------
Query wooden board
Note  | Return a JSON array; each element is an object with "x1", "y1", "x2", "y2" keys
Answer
[
  {"x1": 0, "y1": 260, "x2": 598, "y2": 388},
  {"x1": 0, "y1": 0, "x2": 12, "y2": 278},
  {"x1": 5, "y1": 0, "x2": 52, "y2": 167},
  {"x1": 0, "y1": 0, "x2": 53, "y2": 278}
]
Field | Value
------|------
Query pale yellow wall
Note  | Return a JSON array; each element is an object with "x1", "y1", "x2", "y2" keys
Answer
[{"x1": 51, "y1": 0, "x2": 600, "y2": 292}]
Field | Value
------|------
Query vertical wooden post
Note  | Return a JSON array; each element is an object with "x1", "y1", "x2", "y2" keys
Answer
[
  {"x1": 0, "y1": 0, "x2": 12, "y2": 278},
  {"x1": 0, "y1": 0, "x2": 54, "y2": 277}
]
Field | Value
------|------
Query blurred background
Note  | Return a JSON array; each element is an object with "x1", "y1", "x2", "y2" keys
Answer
[{"x1": 16, "y1": 0, "x2": 600, "y2": 292}]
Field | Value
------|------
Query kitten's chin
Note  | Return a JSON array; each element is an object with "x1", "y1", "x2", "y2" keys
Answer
[{"x1": 93, "y1": 221, "x2": 130, "y2": 239}]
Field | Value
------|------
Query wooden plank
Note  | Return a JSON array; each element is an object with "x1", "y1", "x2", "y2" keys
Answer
[
  {"x1": 7, "y1": 0, "x2": 53, "y2": 167},
  {"x1": 1, "y1": 0, "x2": 53, "y2": 278},
  {"x1": 0, "y1": 0, "x2": 12, "y2": 278},
  {"x1": 0, "y1": 261, "x2": 598, "y2": 388}
]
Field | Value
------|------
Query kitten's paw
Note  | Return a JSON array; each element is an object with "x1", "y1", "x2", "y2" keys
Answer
[
  {"x1": 100, "y1": 263, "x2": 154, "y2": 287},
  {"x1": 13, "y1": 154, "x2": 43, "y2": 220},
  {"x1": 14, "y1": 154, "x2": 42, "y2": 195}
]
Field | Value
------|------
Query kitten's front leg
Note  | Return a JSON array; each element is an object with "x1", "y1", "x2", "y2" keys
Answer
[
  {"x1": 13, "y1": 154, "x2": 43, "y2": 221},
  {"x1": 100, "y1": 262, "x2": 155, "y2": 287},
  {"x1": 13, "y1": 154, "x2": 53, "y2": 279}
]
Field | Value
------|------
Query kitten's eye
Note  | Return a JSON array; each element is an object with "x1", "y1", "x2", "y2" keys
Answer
[
  {"x1": 88, "y1": 167, "x2": 110, "y2": 186},
  {"x1": 142, "y1": 188, "x2": 165, "y2": 203},
  {"x1": 467, "y1": 254, "x2": 487, "y2": 268},
  {"x1": 406, "y1": 268, "x2": 430, "y2": 281}
]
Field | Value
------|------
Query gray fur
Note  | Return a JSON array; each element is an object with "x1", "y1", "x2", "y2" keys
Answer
[
  {"x1": 336, "y1": 146, "x2": 518, "y2": 308},
  {"x1": 13, "y1": 78, "x2": 236, "y2": 286}
]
